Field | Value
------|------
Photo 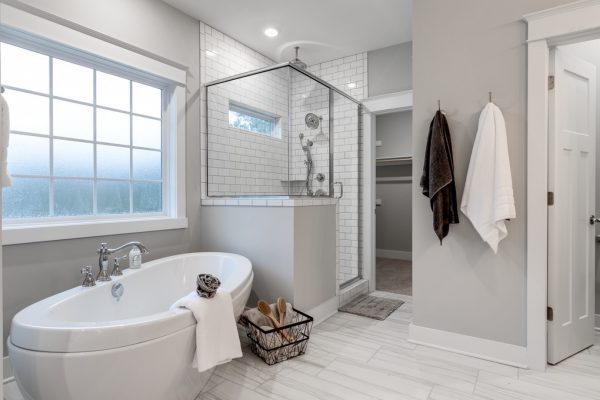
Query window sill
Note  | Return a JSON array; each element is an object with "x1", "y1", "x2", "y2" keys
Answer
[{"x1": 1, "y1": 216, "x2": 188, "y2": 245}]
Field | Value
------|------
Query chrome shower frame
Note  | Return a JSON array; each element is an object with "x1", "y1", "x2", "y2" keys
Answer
[{"x1": 205, "y1": 61, "x2": 363, "y2": 198}]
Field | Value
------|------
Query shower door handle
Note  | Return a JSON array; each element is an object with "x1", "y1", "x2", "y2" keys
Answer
[{"x1": 334, "y1": 182, "x2": 343, "y2": 199}]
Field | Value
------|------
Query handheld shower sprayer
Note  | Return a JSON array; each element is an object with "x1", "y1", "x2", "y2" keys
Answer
[{"x1": 298, "y1": 133, "x2": 314, "y2": 195}]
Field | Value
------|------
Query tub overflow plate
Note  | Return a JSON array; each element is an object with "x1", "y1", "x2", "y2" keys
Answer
[{"x1": 111, "y1": 283, "x2": 124, "y2": 301}]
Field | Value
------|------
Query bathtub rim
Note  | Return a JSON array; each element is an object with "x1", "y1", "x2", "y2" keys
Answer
[{"x1": 9, "y1": 252, "x2": 253, "y2": 353}]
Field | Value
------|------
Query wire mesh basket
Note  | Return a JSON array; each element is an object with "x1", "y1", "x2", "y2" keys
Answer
[{"x1": 243, "y1": 308, "x2": 313, "y2": 365}]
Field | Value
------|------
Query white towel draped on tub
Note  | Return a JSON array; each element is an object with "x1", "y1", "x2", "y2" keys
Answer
[
  {"x1": 461, "y1": 102, "x2": 515, "y2": 253},
  {"x1": 0, "y1": 93, "x2": 11, "y2": 187},
  {"x1": 170, "y1": 290, "x2": 242, "y2": 373}
]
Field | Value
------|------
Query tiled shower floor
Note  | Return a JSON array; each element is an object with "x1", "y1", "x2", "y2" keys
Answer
[{"x1": 6, "y1": 291, "x2": 600, "y2": 400}]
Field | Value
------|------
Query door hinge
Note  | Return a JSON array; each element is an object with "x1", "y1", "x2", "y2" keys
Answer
[
  {"x1": 548, "y1": 75, "x2": 555, "y2": 90},
  {"x1": 547, "y1": 306, "x2": 554, "y2": 321},
  {"x1": 548, "y1": 191, "x2": 554, "y2": 206}
]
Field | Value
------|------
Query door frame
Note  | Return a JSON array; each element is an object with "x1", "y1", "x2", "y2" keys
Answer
[
  {"x1": 362, "y1": 90, "x2": 413, "y2": 293},
  {"x1": 524, "y1": 0, "x2": 600, "y2": 371}
]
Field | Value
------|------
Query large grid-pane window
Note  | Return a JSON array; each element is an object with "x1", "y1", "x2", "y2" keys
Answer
[{"x1": 1, "y1": 42, "x2": 164, "y2": 220}]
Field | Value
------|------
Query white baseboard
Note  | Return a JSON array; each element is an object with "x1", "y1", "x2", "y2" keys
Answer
[
  {"x1": 3, "y1": 355, "x2": 14, "y2": 384},
  {"x1": 595, "y1": 314, "x2": 600, "y2": 331},
  {"x1": 376, "y1": 249, "x2": 412, "y2": 260},
  {"x1": 409, "y1": 323, "x2": 528, "y2": 368},
  {"x1": 339, "y1": 279, "x2": 369, "y2": 307},
  {"x1": 307, "y1": 296, "x2": 338, "y2": 327}
]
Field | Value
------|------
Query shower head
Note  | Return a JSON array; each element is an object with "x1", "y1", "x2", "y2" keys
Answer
[{"x1": 290, "y1": 46, "x2": 307, "y2": 70}]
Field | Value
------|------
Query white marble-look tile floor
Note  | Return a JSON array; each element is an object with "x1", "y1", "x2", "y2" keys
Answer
[{"x1": 5, "y1": 291, "x2": 600, "y2": 400}]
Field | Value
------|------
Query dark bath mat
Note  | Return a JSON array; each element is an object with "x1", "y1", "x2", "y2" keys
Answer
[{"x1": 339, "y1": 294, "x2": 404, "y2": 320}]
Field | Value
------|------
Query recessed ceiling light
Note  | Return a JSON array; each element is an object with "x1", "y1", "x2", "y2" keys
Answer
[
  {"x1": 264, "y1": 27, "x2": 279, "y2": 38},
  {"x1": 347, "y1": 82, "x2": 357, "y2": 89},
  {"x1": 206, "y1": 50, "x2": 217, "y2": 57}
]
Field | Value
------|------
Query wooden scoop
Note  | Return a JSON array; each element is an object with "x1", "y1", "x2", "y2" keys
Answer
[
  {"x1": 276, "y1": 297, "x2": 287, "y2": 326},
  {"x1": 257, "y1": 300, "x2": 292, "y2": 342}
]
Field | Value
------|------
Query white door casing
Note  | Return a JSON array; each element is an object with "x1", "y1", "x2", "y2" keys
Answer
[{"x1": 547, "y1": 48, "x2": 596, "y2": 365}]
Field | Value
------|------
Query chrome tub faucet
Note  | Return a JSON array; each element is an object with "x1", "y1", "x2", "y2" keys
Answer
[{"x1": 96, "y1": 242, "x2": 149, "y2": 282}]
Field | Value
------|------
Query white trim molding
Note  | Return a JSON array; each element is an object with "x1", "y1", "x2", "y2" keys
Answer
[
  {"x1": 376, "y1": 249, "x2": 412, "y2": 260},
  {"x1": 523, "y1": 0, "x2": 600, "y2": 371},
  {"x1": 0, "y1": 2, "x2": 187, "y2": 84},
  {"x1": 362, "y1": 90, "x2": 413, "y2": 294},
  {"x1": 3, "y1": 357, "x2": 13, "y2": 384},
  {"x1": 362, "y1": 90, "x2": 413, "y2": 114},
  {"x1": 409, "y1": 323, "x2": 528, "y2": 369},
  {"x1": 595, "y1": 314, "x2": 600, "y2": 331},
  {"x1": 307, "y1": 296, "x2": 339, "y2": 326},
  {"x1": 3, "y1": 217, "x2": 188, "y2": 245}
]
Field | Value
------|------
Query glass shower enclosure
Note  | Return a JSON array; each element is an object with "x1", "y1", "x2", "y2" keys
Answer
[{"x1": 205, "y1": 62, "x2": 362, "y2": 288}]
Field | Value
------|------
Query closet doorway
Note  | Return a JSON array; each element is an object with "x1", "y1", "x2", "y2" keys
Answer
[
  {"x1": 363, "y1": 91, "x2": 413, "y2": 297},
  {"x1": 375, "y1": 111, "x2": 412, "y2": 295}
]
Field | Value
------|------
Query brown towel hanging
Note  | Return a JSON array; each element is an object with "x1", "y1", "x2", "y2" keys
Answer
[{"x1": 420, "y1": 110, "x2": 459, "y2": 243}]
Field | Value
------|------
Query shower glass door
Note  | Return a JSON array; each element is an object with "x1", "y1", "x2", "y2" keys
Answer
[{"x1": 332, "y1": 91, "x2": 362, "y2": 288}]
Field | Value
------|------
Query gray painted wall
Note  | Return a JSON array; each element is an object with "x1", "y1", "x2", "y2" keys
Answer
[
  {"x1": 368, "y1": 42, "x2": 412, "y2": 97},
  {"x1": 293, "y1": 206, "x2": 337, "y2": 311},
  {"x1": 412, "y1": 0, "x2": 575, "y2": 346},
  {"x1": 198, "y1": 207, "x2": 295, "y2": 305},
  {"x1": 376, "y1": 111, "x2": 412, "y2": 159},
  {"x1": 198, "y1": 206, "x2": 337, "y2": 311},
  {"x1": 1, "y1": 0, "x2": 201, "y2": 355},
  {"x1": 559, "y1": 40, "x2": 600, "y2": 320}
]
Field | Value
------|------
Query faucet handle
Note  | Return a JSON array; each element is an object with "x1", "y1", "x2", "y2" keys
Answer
[
  {"x1": 81, "y1": 266, "x2": 96, "y2": 287},
  {"x1": 97, "y1": 242, "x2": 108, "y2": 254},
  {"x1": 111, "y1": 255, "x2": 126, "y2": 277}
]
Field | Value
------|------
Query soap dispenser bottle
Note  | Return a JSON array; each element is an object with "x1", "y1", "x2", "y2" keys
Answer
[{"x1": 129, "y1": 247, "x2": 142, "y2": 269}]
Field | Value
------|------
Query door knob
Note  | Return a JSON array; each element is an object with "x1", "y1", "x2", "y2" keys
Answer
[{"x1": 590, "y1": 215, "x2": 600, "y2": 225}]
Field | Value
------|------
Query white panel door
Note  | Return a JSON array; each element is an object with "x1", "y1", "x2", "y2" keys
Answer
[{"x1": 548, "y1": 48, "x2": 597, "y2": 365}]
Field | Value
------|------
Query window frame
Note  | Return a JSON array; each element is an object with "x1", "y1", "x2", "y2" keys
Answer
[{"x1": 0, "y1": 27, "x2": 187, "y2": 245}]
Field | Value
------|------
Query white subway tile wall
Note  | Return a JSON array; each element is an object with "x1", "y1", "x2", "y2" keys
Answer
[
  {"x1": 308, "y1": 54, "x2": 367, "y2": 285},
  {"x1": 199, "y1": 22, "x2": 367, "y2": 285},
  {"x1": 290, "y1": 71, "x2": 330, "y2": 195},
  {"x1": 206, "y1": 69, "x2": 290, "y2": 196}
]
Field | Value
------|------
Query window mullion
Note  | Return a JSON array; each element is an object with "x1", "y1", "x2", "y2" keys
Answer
[
  {"x1": 48, "y1": 56, "x2": 55, "y2": 217},
  {"x1": 93, "y1": 69, "x2": 98, "y2": 215},
  {"x1": 129, "y1": 80, "x2": 134, "y2": 214}
]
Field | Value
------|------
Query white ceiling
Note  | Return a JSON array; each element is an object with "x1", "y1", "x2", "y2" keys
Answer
[{"x1": 162, "y1": 0, "x2": 412, "y2": 65}]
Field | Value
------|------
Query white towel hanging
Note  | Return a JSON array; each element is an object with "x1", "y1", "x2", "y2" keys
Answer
[{"x1": 461, "y1": 102, "x2": 515, "y2": 253}]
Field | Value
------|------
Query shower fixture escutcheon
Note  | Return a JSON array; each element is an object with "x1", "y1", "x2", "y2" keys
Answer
[{"x1": 305, "y1": 113, "x2": 320, "y2": 130}]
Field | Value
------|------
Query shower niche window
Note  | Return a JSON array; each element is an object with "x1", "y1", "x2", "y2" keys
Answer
[{"x1": 206, "y1": 64, "x2": 359, "y2": 198}]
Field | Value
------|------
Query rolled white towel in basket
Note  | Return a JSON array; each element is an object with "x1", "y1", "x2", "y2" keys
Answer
[{"x1": 170, "y1": 290, "x2": 242, "y2": 372}]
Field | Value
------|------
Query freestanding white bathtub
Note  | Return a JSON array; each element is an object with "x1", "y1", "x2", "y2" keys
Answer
[{"x1": 8, "y1": 252, "x2": 253, "y2": 400}]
